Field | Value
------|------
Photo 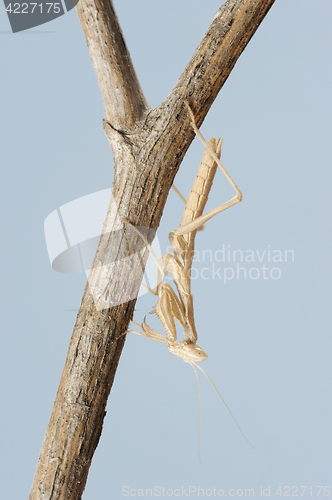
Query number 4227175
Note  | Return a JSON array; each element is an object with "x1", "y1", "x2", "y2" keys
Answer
[
  {"x1": 275, "y1": 485, "x2": 330, "y2": 496},
  {"x1": 5, "y1": 3, "x2": 61, "y2": 14}
]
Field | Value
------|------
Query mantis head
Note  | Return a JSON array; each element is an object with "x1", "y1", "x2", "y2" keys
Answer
[{"x1": 168, "y1": 341, "x2": 208, "y2": 363}]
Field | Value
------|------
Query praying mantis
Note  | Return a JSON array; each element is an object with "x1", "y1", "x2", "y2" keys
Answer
[{"x1": 125, "y1": 101, "x2": 252, "y2": 450}]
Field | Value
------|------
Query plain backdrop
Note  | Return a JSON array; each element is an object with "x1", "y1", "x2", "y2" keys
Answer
[{"x1": 1, "y1": 1, "x2": 331, "y2": 499}]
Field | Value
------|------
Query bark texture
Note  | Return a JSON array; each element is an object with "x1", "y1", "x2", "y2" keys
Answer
[{"x1": 29, "y1": 1, "x2": 276, "y2": 498}]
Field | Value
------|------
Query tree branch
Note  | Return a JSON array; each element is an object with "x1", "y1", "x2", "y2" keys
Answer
[
  {"x1": 76, "y1": 0, "x2": 149, "y2": 128},
  {"x1": 29, "y1": 1, "x2": 276, "y2": 498},
  {"x1": 175, "y1": 0, "x2": 272, "y2": 122}
]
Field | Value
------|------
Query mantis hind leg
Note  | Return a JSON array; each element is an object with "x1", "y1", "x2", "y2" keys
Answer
[{"x1": 174, "y1": 101, "x2": 242, "y2": 237}]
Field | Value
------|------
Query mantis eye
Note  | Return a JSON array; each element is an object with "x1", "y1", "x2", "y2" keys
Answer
[{"x1": 189, "y1": 344, "x2": 209, "y2": 362}]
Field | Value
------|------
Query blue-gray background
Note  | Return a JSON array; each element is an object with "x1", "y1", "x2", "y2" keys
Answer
[{"x1": 1, "y1": 1, "x2": 331, "y2": 498}]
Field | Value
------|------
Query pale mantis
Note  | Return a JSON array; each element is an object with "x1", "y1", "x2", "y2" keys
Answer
[{"x1": 125, "y1": 101, "x2": 252, "y2": 451}]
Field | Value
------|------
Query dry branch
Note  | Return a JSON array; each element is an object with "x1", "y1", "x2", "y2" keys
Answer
[{"x1": 29, "y1": 1, "x2": 276, "y2": 498}]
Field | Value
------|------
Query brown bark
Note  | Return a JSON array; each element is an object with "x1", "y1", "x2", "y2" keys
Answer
[{"x1": 29, "y1": 1, "x2": 276, "y2": 498}]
